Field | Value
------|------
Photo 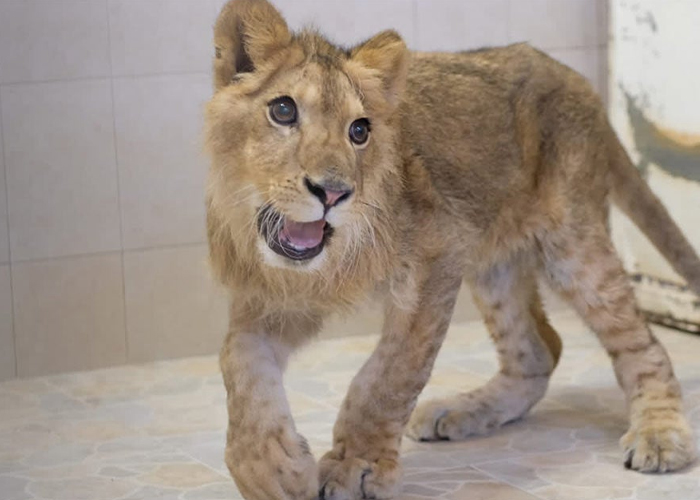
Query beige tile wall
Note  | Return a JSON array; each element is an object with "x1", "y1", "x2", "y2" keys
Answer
[
  {"x1": 123, "y1": 245, "x2": 228, "y2": 364},
  {"x1": 0, "y1": 266, "x2": 13, "y2": 380},
  {"x1": 0, "y1": 0, "x2": 607, "y2": 380},
  {"x1": 12, "y1": 254, "x2": 127, "y2": 378},
  {"x1": 3, "y1": 80, "x2": 122, "y2": 261},
  {"x1": 112, "y1": 74, "x2": 210, "y2": 249}
]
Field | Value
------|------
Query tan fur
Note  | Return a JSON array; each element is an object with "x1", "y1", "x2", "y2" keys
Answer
[{"x1": 206, "y1": 1, "x2": 699, "y2": 498}]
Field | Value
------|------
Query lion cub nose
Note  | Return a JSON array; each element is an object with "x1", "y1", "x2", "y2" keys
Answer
[{"x1": 304, "y1": 177, "x2": 354, "y2": 208}]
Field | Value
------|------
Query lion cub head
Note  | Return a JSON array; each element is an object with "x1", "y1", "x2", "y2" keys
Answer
[{"x1": 205, "y1": 0, "x2": 408, "y2": 278}]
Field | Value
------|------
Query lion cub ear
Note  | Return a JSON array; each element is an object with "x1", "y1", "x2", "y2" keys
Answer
[
  {"x1": 213, "y1": 0, "x2": 292, "y2": 90},
  {"x1": 348, "y1": 30, "x2": 409, "y2": 110}
]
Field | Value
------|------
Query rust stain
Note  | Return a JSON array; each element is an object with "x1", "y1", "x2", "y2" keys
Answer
[
  {"x1": 655, "y1": 125, "x2": 700, "y2": 148},
  {"x1": 624, "y1": 91, "x2": 700, "y2": 182}
]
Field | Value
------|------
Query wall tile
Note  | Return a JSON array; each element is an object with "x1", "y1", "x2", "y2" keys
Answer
[
  {"x1": 346, "y1": 0, "x2": 416, "y2": 47},
  {"x1": 271, "y1": 0, "x2": 357, "y2": 46},
  {"x1": 13, "y1": 254, "x2": 126, "y2": 378},
  {"x1": 0, "y1": 0, "x2": 111, "y2": 84},
  {"x1": 113, "y1": 74, "x2": 210, "y2": 249},
  {"x1": 547, "y1": 47, "x2": 601, "y2": 92},
  {"x1": 0, "y1": 97, "x2": 9, "y2": 377},
  {"x1": 509, "y1": 0, "x2": 601, "y2": 50},
  {"x1": 1, "y1": 80, "x2": 122, "y2": 262},
  {"x1": 598, "y1": 0, "x2": 610, "y2": 47},
  {"x1": 124, "y1": 245, "x2": 228, "y2": 364},
  {"x1": 415, "y1": 0, "x2": 509, "y2": 52},
  {"x1": 0, "y1": 101, "x2": 9, "y2": 264},
  {"x1": 271, "y1": 0, "x2": 416, "y2": 48},
  {"x1": 109, "y1": 0, "x2": 220, "y2": 76},
  {"x1": 0, "y1": 265, "x2": 14, "y2": 381}
]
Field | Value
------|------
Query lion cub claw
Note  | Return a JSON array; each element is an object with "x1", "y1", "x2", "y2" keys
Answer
[
  {"x1": 318, "y1": 454, "x2": 402, "y2": 500},
  {"x1": 620, "y1": 414, "x2": 697, "y2": 473}
]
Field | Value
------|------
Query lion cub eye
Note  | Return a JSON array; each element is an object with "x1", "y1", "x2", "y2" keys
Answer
[
  {"x1": 349, "y1": 118, "x2": 371, "y2": 146},
  {"x1": 268, "y1": 96, "x2": 297, "y2": 125}
]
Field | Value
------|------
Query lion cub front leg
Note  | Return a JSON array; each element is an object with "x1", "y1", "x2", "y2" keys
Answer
[
  {"x1": 319, "y1": 258, "x2": 463, "y2": 500},
  {"x1": 221, "y1": 316, "x2": 319, "y2": 500}
]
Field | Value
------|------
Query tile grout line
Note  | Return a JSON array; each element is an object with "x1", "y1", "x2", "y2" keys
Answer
[
  {"x1": 180, "y1": 450, "x2": 232, "y2": 481},
  {"x1": 537, "y1": 43, "x2": 608, "y2": 53},
  {"x1": 467, "y1": 439, "x2": 612, "y2": 468},
  {"x1": 8, "y1": 240, "x2": 207, "y2": 266},
  {"x1": 505, "y1": 0, "x2": 512, "y2": 45},
  {"x1": 0, "y1": 47, "x2": 607, "y2": 91},
  {"x1": 0, "y1": 88, "x2": 17, "y2": 379},
  {"x1": 0, "y1": 74, "x2": 112, "y2": 88},
  {"x1": 0, "y1": 70, "x2": 212, "y2": 88},
  {"x1": 598, "y1": 0, "x2": 610, "y2": 102},
  {"x1": 412, "y1": 0, "x2": 419, "y2": 50},
  {"x1": 471, "y1": 462, "x2": 549, "y2": 500},
  {"x1": 105, "y1": 0, "x2": 130, "y2": 364}
]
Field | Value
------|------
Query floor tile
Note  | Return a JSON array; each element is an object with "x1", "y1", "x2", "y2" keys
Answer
[{"x1": 1, "y1": 312, "x2": 699, "y2": 499}]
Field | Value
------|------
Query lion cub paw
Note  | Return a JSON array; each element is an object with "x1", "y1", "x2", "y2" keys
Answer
[
  {"x1": 406, "y1": 397, "x2": 502, "y2": 441},
  {"x1": 227, "y1": 430, "x2": 318, "y2": 500},
  {"x1": 318, "y1": 454, "x2": 402, "y2": 500},
  {"x1": 621, "y1": 414, "x2": 697, "y2": 473}
]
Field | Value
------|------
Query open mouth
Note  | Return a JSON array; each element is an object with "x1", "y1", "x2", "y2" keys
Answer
[{"x1": 257, "y1": 206, "x2": 333, "y2": 261}]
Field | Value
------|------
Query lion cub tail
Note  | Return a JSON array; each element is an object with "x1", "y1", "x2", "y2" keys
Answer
[{"x1": 608, "y1": 129, "x2": 700, "y2": 297}]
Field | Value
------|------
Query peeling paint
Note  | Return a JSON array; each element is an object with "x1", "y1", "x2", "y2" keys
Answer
[
  {"x1": 612, "y1": 1, "x2": 700, "y2": 332},
  {"x1": 635, "y1": 11, "x2": 658, "y2": 32},
  {"x1": 632, "y1": 273, "x2": 700, "y2": 333},
  {"x1": 624, "y1": 91, "x2": 700, "y2": 182}
]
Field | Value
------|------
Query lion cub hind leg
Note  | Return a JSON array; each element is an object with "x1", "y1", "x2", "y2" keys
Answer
[
  {"x1": 541, "y1": 226, "x2": 696, "y2": 473},
  {"x1": 407, "y1": 258, "x2": 562, "y2": 441}
]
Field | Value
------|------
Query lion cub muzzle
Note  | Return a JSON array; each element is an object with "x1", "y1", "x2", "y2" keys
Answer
[
  {"x1": 303, "y1": 176, "x2": 354, "y2": 209},
  {"x1": 256, "y1": 176, "x2": 354, "y2": 263}
]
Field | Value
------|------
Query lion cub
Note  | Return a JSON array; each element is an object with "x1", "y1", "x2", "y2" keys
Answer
[{"x1": 205, "y1": 1, "x2": 700, "y2": 498}]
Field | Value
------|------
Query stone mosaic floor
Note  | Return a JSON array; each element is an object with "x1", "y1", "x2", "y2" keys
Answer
[{"x1": 1, "y1": 311, "x2": 700, "y2": 500}]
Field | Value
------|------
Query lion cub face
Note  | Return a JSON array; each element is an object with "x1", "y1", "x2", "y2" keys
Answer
[
  {"x1": 206, "y1": 4, "x2": 408, "y2": 272},
  {"x1": 222, "y1": 63, "x2": 373, "y2": 269}
]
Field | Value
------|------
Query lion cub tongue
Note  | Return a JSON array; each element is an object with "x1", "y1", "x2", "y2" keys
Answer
[{"x1": 281, "y1": 219, "x2": 325, "y2": 249}]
